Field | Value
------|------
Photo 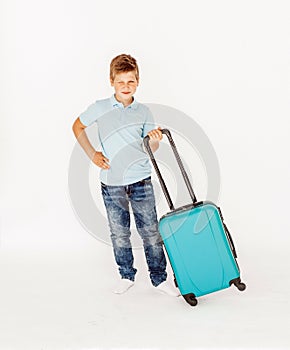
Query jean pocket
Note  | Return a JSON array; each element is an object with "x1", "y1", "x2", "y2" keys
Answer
[
  {"x1": 101, "y1": 182, "x2": 110, "y2": 197},
  {"x1": 140, "y1": 176, "x2": 151, "y2": 185}
]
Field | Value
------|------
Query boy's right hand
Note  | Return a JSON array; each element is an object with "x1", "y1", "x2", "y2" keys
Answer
[{"x1": 92, "y1": 152, "x2": 110, "y2": 169}]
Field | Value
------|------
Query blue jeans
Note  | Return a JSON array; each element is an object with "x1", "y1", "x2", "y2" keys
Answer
[{"x1": 101, "y1": 177, "x2": 167, "y2": 287}]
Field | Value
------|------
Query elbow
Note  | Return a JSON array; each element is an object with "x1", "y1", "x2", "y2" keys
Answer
[{"x1": 72, "y1": 121, "x2": 77, "y2": 136}]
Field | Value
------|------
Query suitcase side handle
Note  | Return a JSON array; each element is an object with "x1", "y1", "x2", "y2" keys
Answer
[{"x1": 144, "y1": 128, "x2": 197, "y2": 210}]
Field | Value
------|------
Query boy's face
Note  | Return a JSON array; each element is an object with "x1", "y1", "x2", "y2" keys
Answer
[{"x1": 110, "y1": 71, "x2": 138, "y2": 106}]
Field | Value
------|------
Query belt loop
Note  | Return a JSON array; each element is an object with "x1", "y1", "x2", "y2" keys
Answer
[{"x1": 125, "y1": 184, "x2": 130, "y2": 196}]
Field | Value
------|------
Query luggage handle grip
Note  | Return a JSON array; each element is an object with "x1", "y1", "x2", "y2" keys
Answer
[{"x1": 144, "y1": 128, "x2": 197, "y2": 211}]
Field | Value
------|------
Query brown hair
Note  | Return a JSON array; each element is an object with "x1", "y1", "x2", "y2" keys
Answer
[{"x1": 110, "y1": 54, "x2": 139, "y2": 82}]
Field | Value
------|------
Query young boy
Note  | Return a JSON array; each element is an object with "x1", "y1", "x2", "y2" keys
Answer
[{"x1": 72, "y1": 54, "x2": 179, "y2": 296}]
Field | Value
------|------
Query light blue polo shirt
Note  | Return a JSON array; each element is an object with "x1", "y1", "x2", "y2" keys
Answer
[{"x1": 79, "y1": 95, "x2": 156, "y2": 186}]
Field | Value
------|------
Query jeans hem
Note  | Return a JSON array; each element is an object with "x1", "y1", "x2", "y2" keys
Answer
[{"x1": 151, "y1": 278, "x2": 167, "y2": 287}]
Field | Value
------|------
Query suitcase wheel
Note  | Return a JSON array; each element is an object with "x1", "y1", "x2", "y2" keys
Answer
[
  {"x1": 235, "y1": 282, "x2": 246, "y2": 291},
  {"x1": 183, "y1": 293, "x2": 198, "y2": 307},
  {"x1": 230, "y1": 277, "x2": 247, "y2": 291}
]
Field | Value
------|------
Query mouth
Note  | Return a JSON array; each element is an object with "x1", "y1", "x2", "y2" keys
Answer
[{"x1": 122, "y1": 92, "x2": 130, "y2": 95}]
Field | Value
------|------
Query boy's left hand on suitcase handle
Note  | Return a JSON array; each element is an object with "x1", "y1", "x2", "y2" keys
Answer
[{"x1": 147, "y1": 127, "x2": 163, "y2": 141}]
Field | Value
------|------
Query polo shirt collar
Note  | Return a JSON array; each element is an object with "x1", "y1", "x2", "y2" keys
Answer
[{"x1": 110, "y1": 94, "x2": 138, "y2": 110}]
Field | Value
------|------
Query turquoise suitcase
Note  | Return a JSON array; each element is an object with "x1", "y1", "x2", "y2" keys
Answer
[{"x1": 144, "y1": 129, "x2": 246, "y2": 306}]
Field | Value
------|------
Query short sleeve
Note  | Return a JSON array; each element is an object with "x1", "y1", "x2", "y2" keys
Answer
[
  {"x1": 79, "y1": 100, "x2": 108, "y2": 127},
  {"x1": 142, "y1": 106, "x2": 157, "y2": 137}
]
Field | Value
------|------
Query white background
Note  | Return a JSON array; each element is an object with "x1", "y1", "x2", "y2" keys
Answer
[{"x1": 1, "y1": 0, "x2": 290, "y2": 349}]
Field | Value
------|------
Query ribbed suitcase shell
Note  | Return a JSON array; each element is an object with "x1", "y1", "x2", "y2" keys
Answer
[
  {"x1": 159, "y1": 202, "x2": 240, "y2": 297},
  {"x1": 144, "y1": 128, "x2": 245, "y2": 305}
]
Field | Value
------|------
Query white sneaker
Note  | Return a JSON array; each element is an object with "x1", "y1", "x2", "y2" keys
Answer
[
  {"x1": 155, "y1": 280, "x2": 180, "y2": 297},
  {"x1": 113, "y1": 279, "x2": 135, "y2": 294}
]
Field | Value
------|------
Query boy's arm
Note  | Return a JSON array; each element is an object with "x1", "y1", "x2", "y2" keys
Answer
[
  {"x1": 72, "y1": 117, "x2": 110, "y2": 169},
  {"x1": 147, "y1": 127, "x2": 163, "y2": 153}
]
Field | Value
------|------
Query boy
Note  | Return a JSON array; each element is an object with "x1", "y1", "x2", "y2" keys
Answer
[{"x1": 72, "y1": 54, "x2": 179, "y2": 296}]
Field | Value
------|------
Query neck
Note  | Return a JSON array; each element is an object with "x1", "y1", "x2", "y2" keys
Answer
[{"x1": 115, "y1": 94, "x2": 133, "y2": 107}]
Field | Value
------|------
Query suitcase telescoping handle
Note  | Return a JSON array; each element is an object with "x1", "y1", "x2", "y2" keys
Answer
[{"x1": 143, "y1": 128, "x2": 197, "y2": 211}]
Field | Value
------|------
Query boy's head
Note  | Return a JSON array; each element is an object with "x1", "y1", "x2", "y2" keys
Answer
[
  {"x1": 110, "y1": 54, "x2": 139, "y2": 106},
  {"x1": 110, "y1": 54, "x2": 139, "y2": 83}
]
